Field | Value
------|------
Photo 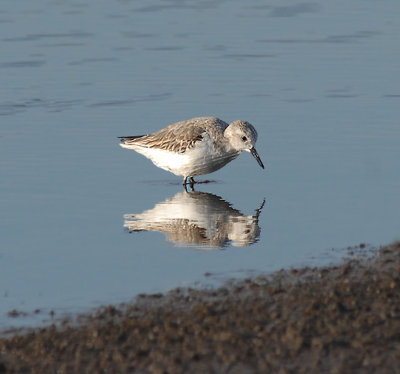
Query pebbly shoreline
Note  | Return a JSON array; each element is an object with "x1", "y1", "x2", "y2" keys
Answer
[{"x1": 1, "y1": 242, "x2": 399, "y2": 373}]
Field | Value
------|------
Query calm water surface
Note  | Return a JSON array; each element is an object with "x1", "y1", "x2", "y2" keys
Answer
[{"x1": 1, "y1": 0, "x2": 400, "y2": 328}]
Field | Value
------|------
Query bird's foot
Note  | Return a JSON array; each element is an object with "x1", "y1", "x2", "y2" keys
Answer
[{"x1": 183, "y1": 177, "x2": 214, "y2": 191}]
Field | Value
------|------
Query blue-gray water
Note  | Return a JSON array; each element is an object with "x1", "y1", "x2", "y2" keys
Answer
[{"x1": 1, "y1": 0, "x2": 400, "y2": 329}]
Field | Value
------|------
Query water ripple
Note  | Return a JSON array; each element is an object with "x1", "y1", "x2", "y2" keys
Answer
[
  {"x1": 0, "y1": 98, "x2": 83, "y2": 115},
  {"x1": 257, "y1": 30, "x2": 379, "y2": 44},
  {"x1": 3, "y1": 31, "x2": 92, "y2": 42},
  {"x1": 269, "y1": 3, "x2": 320, "y2": 17},
  {"x1": 88, "y1": 93, "x2": 172, "y2": 108},
  {"x1": 0, "y1": 60, "x2": 45, "y2": 68}
]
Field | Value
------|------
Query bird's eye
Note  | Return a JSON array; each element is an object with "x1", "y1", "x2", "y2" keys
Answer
[{"x1": 242, "y1": 136, "x2": 247, "y2": 141}]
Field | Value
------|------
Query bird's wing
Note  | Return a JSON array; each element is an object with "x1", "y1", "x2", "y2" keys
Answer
[
  {"x1": 122, "y1": 124, "x2": 204, "y2": 154},
  {"x1": 119, "y1": 117, "x2": 228, "y2": 154}
]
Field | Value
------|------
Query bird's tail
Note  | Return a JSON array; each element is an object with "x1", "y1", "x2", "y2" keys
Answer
[
  {"x1": 118, "y1": 135, "x2": 147, "y2": 150},
  {"x1": 118, "y1": 135, "x2": 145, "y2": 143}
]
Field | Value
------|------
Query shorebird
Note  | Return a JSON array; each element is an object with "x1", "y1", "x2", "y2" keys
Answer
[{"x1": 119, "y1": 116, "x2": 264, "y2": 186}]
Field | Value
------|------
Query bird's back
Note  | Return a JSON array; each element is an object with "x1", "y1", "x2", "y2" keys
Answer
[{"x1": 119, "y1": 117, "x2": 229, "y2": 154}]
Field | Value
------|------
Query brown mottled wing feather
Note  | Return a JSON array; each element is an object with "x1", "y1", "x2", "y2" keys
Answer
[
  {"x1": 120, "y1": 117, "x2": 229, "y2": 154},
  {"x1": 123, "y1": 123, "x2": 205, "y2": 154}
]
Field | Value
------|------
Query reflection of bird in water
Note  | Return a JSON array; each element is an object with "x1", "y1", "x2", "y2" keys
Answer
[
  {"x1": 119, "y1": 116, "x2": 264, "y2": 187},
  {"x1": 124, "y1": 191, "x2": 265, "y2": 249}
]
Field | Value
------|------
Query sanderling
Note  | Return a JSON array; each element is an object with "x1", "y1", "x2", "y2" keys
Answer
[{"x1": 119, "y1": 116, "x2": 264, "y2": 186}]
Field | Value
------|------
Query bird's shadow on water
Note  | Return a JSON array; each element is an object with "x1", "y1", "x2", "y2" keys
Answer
[{"x1": 123, "y1": 186, "x2": 266, "y2": 250}]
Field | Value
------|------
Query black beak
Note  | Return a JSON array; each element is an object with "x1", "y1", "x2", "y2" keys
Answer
[{"x1": 250, "y1": 147, "x2": 264, "y2": 169}]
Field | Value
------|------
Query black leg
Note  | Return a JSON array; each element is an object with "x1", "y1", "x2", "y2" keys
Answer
[
  {"x1": 183, "y1": 177, "x2": 196, "y2": 190},
  {"x1": 183, "y1": 177, "x2": 195, "y2": 191}
]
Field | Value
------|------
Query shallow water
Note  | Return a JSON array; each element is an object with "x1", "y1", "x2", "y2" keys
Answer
[{"x1": 1, "y1": 0, "x2": 400, "y2": 329}]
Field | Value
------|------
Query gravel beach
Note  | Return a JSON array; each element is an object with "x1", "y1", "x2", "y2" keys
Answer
[{"x1": 1, "y1": 242, "x2": 399, "y2": 374}]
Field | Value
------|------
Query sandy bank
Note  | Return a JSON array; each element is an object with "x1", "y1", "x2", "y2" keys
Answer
[{"x1": 1, "y1": 242, "x2": 399, "y2": 373}]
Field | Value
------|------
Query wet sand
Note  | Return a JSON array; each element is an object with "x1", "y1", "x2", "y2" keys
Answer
[{"x1": 1, "y1": 242, "x2": 399, "y2": 373}]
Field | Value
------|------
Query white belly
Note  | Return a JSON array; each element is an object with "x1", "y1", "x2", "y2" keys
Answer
[{"x1": 121, "y1": 138, "x2": 240, "y2": 177}]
